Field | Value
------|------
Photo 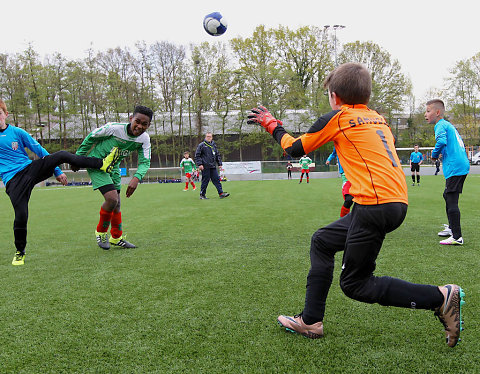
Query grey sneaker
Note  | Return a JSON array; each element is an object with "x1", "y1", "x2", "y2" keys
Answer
[
  {"x1": 109, "y1": 235, "x2": 136, "y2": 248},
  {"x1": 438, "y1": 224, "x2": 452, "y2": 237},
  {"x1": 95, "y1": 231, "x2": 110, "y2": 250}
]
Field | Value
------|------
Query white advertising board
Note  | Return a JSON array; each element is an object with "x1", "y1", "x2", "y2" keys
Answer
[{"x1": 222, "y1": 161, "x2": 262, "y2": 174}]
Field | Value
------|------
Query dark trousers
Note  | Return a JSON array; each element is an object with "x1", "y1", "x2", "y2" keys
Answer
[
  {"x1": 287, "y1": 170, "x2": 292, "y2": 179},
  {"x1": 200, "y1": 167, "x2": 223, "y2": 196},
  {"x1": 443, "y1": 174, "x2": 467, "y2": 239},
  {"x1": 5, "y1": 151, "x2": 102, "y2": 253},
  {"x1": 303, "y1": 202, "x2": 443, "y2": 323}
]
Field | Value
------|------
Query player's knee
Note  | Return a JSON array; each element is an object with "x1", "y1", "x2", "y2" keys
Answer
[
  {"x1": 104, "y1": 196, "x2": 119, "y2": 210},
  {"x1": 56, "y1": 150, "x2": 69, "y2": 157},
  {"x1": 339, "y1": 277, "x2": 363, "y2": 301},
  {"x1": 311, "y1": 229, "x2": 329, "y2": 253}
]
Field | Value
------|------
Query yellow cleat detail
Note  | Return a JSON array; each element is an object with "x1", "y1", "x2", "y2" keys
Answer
[
  {"x1": 100, "y1": 147, "x2": 121, "y2": 173},
  {"x1": 12, "y1": 251, "x2": 25, "y2": 266}
]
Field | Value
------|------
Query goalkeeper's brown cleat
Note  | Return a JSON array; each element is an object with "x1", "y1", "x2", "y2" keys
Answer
[
  {"x1": 435, "y1": 284, "x2": 465, "y2": 347},
  {"x1": 277, "y1": 313, "x2": 324, "y2": 339}
]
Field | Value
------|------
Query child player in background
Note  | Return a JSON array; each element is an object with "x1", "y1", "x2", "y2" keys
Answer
[
  {"x1": 298, "y1": 154, "x2": 312, "y2": 183},
  {"x1": 326, "y1": 147, "x2": 353, "y2": 217},
  {"x1": 180, "y1": 151, "x2": 197, "y2": 191}
]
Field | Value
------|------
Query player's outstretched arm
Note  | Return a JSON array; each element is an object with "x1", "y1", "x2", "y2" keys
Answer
[{"x1": 247, "y1": 106, "x2": 282, "y2": 135}]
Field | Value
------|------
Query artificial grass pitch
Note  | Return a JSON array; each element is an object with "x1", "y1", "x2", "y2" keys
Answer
[{"x1": 0, "y1": 175, "x2": 478, "y2": 373}]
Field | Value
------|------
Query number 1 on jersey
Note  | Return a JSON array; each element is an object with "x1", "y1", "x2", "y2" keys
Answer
[{"x1": 376, "y1": 129, "x2": 398, "y2": 167}]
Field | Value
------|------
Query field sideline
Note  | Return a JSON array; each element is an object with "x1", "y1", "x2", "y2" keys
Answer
[{"x1": 0, "y1": 176, "x2": 478, "y2": 373}]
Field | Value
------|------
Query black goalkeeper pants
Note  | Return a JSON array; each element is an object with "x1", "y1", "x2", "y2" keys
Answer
[
  {"x1": 5, "y1": 151, "x2": 102, "y2": 254},
  {"x1": 302, "y1": 202, "x2": 444, "y2": 324}
]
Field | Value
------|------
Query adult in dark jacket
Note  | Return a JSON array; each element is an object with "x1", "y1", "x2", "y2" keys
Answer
[{"x1": 194, "y1": 132, "x2": 230, "y2": 200}]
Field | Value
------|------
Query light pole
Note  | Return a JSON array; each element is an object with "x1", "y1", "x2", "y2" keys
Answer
[{"x1": 324, "y1": 24, "x2": 346, "y2": 66}]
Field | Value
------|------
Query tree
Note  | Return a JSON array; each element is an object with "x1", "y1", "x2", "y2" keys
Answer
[
  {"x1": 446, "y1": 59, "x2": 479, "y2": 144},
  {"x1": 151, "y1": 41, "x2": 186, "y2": 164},
  {"x1": 339, "y1": 41, "x2": 411, "y2": 120}
]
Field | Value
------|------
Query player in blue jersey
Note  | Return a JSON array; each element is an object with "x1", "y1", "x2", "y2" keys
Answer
[
  {"x1": 425, "y1": 99, "x2": 470, "y2": 245},
  {"x1": 409, "y1": 144, "x2": 423, "y2": 186},
  {"x1": 0, "y1": 99, "x2": 119, "y2": 265}
]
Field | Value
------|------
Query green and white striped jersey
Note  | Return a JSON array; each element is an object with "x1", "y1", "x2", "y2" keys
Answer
[{"x1": 76, "y1": 123, "x2": 151, "y2": 180}]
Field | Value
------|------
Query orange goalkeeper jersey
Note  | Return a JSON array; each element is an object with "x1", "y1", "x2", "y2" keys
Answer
[{"x1": 273, "y1": 104, "x2": 407, "y2": 205}]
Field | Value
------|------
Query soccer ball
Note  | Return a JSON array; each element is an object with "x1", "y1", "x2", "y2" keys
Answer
[{"x1": 203, "y1": 12, "x2": 227, "y2": 36}]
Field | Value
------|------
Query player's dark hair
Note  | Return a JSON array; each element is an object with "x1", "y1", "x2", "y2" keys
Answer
[
  {"x1": 133, "y1": 105, "x2": 154, "y2": 121},
  {"x1": 324, "y1": 63, "x2": 371, "y2": 105},
  {"x1": 426, "y1": 99, "x2": 445, "y2": 110}
]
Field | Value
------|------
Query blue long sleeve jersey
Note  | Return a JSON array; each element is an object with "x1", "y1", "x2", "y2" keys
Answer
[
  {"x1": 431, "y1": 119, "x2": 469, "y2": 179},
  {"x1": 0, "y1": 124, "x2": 62, "y2": 185},
  {"x1": 326, "y1": 147, "x2": 344, "y2": 174}
]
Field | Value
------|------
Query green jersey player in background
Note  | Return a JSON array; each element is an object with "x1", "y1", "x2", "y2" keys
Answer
[
  {"x1": 299, "y1": 155, "x2": 312, "y2": 184},
  {"x1": 180, "y1": 151, "x2": 197, "y2": 191},
  {"x1": 74, "y1": 105, "x2": 153, "y2": 249}
]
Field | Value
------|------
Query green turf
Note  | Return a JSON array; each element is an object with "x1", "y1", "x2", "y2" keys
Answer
[{"x1": 0, "y1": 175, "x2": 478, "y2": 373}]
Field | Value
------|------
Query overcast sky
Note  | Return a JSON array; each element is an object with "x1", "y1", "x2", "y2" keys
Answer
[{"x1": 3, "y1": 0, "x2": 479, "y2": 104}]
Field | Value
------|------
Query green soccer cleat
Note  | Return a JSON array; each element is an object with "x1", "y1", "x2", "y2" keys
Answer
[
  {"x1": 12, "y1": 251, "x2": 25, "y2": 266},
  {"x1": 100, "y1": 147, "x2": 121, "y2": 173},
  {"x1": 109, "y1": 235, "x2": 136, "y2": 248},
  {"x1": 96, "y1": 231, "x2": 110, "y2": 250}
]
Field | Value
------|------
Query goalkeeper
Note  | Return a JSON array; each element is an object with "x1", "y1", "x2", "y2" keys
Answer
[
  {"x1": 247, "y1": 62, "x2": 464, "y2": 348},
  {"x1": 75, "y1": 105, "x2": 153, "y2": 250}
]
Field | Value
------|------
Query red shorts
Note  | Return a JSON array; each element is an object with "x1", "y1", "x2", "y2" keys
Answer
[
  {"x1": 301, "y1": 168, "x2": 309, "y2": 173},
  {"x1": 185, "y1": 173, "x2": 192, "y2": 178},
  {"x1": 342, "y1": 181, "x2": 352, "y2": 199}
]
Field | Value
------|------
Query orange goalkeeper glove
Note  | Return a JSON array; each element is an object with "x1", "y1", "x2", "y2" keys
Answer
[{"x1": 247, "y1": 106, "x2": 282, "y2": 135}]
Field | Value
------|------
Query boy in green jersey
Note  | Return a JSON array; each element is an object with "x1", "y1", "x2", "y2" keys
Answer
[
  {"x1": 74, "y1": 105, "x2": 153, "y2": 249},
  {"x1": 180, "y1": 151, "x2": 197, "y2": 191},
  {"x1": 299, "y1": 155, "x2": 312, "y2": 183}
]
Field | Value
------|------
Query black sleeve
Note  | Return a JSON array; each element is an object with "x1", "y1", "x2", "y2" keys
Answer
[
  {"x1": 272, "y1": 110, "x2": 340, "y2": 157},
  {"x1": 194, "y1": 143, "x2": 203, "y2": 166},
  {"x1": 306, "y1": 110, "x2": 339, "y2": 134},
  {"x1": 216, "y1": 145, "x2": 223, "y2": 166}
]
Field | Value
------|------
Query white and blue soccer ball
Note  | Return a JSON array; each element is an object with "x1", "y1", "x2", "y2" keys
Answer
[{"x1": 203, "y1": 12, "x2": 228, "y2": 36}]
